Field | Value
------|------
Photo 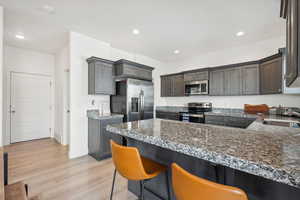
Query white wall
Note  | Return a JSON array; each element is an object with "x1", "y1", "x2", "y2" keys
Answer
[
  {"x1": 3, "y1": 46, "x2": 55, "y2": 145},
  {"x1": 69, "y1": 32, "x2": 168, "y2": 158},
  {"x1": 161, "y1": 36, "x2": 300, "y2": 108},
  {"x1": 54, "y1": 45, "x2": 70, "y2": 145},
  {"x1": 0, "y1": 7, "x2": 3, "y2": 147}
]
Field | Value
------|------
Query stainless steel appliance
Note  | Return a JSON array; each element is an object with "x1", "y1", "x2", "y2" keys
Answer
[
  {"x1": 185, "y1": 80, "x2": 209, "y2": 95},
  {"x1": 180, "y1": 102, "x2": 212, "y2": 123},
  {"x1": 111, "y1": 78, "x2": 154, "y2": 122}
]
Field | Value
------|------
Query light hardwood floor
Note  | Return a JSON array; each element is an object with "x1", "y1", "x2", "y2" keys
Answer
[{"x1": 4, "y1": 139, "x2": 136, "y2": 200}]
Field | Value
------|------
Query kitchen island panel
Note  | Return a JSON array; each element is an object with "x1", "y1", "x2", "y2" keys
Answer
[
  {"x1": 120, "y1": 137, "x2": 300, "y2": 200},
  {"x1": 107, "y1": 119, "x2": 300, "y2": 188}
]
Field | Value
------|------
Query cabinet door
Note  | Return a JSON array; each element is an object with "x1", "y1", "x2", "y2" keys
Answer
[
  {"x1": 224, "y1": 68, "x2": 242, "y2": 96},
  {"x1": 100, "y1": 118, "x2": 123, "y2": 159},
  {"x1": 286, "y1": 0, "x2": 299, "y2": 86},
  {"x1": 88, "y1": 119, "x2": 101, "y2": 157},
  {"x1": 95, "y1": 63, "x2": 115, "y2": 95},
  {"x1": 161, "y1": 77, "x2": 166, "y2": 97},
  {"x1": 241, "y1": 64, "x2": 260, "y2": 95},
  {"x1": 172, "y1": 74, "x2": 185, "y2": 97},
  {"x1": 210, "y1": 70, "x2": 225, "y2": 96},
  {"x1": 161, "y1": 76, "x2": 174, "y2": 97},
  {"x1": 260, "y1": 57, "x2": 283, "y2": 94},
  {"x1": 167, "y1": 76, "x2": 173, "y2": 97}
]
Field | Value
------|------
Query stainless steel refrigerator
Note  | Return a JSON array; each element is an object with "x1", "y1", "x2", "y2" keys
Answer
[{"x1": 110, "y1": 78, "x2": 154, "y2": 122}]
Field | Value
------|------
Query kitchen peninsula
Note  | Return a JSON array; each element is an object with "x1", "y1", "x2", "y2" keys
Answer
[{"x1": 107, "y1": 118, "x2": 300, "y2": 200}]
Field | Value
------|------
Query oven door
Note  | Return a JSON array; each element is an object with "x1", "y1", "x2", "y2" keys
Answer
[
  {"x1": 188, "y1": 114, "x2": 205, "y2": 123},
  {"x1": 185, "y1": 80, "x2": 209, "y2": 95},
  {"x1": 180, "y1": 113, "x2": 205, "y2": 123}
]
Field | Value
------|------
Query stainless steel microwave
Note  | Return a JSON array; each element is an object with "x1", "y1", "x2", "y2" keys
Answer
[{"x1": 185, "y1": 80, "x2": 209, "y2": 95}]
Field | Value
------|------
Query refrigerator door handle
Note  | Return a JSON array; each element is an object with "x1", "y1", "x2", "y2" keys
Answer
[{"x1": 139, "y1": 90, "x2": 145, "y2": 120}]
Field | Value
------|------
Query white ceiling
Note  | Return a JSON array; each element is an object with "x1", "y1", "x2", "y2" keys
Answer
[{"x1": 0, "y1": 0, "x2": 285, "y2": 62}]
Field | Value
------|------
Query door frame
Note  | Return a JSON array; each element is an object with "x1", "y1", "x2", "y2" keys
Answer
[{"x1": 9, "y1": 71, "x2": 54, "y2": 144}]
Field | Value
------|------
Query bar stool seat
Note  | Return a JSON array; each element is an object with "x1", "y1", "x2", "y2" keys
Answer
[
  {"x1": 172, "y1": 163, "x2": 248, "y2": 200},
  {"x1": 110, "y1": 140, "x2": 170, "y2": 200},
  {"x1": 140, "y1": 156, "x2": 167, "y2": 178}
]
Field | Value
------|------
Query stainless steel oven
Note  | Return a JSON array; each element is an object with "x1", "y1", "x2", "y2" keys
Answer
[
  {"x1": 180, "y1": 102, "x2": 212, "y2": 123},
  {"x1": 185, "y1": 80, "x2": 209, "y2": 95}
]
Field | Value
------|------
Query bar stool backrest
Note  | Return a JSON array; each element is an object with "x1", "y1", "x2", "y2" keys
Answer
[
  {"x1": 172, "y1": 163, "x2": 248, "y2": 200},
  {"x1": 110, "y1": 140, "x2": 149, "y2": 181}
]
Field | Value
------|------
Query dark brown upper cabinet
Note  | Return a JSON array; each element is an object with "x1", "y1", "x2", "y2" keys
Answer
[
  {"x1": 260, "y1": 54, "x2": 283, "y2": 94},
  {"x1": 161, "y1": 73, "x2": 184, "y2": 97},
  {"x1": 224, "y1": 67, "x2": 242, "y2": 96},
  {"x1": 209, "y1": 64, "x2": 259, "y2": 96},
  {"x1": 281, "y1": 0, "x2": 300, "y2": 86},
  {"x1": 114, "y1": 59, "x2": 154, "y2": 81},
  {"x1": 183, "y1": 69, "x2": 209, "y2": 82},
  {"x1": 161, "y1": 53, "x2": 282, "y2": 97},
  {"x1": 241, "y1": 64, "x2": 260, "y2": 95},
  {"x1": 87, "y1": 57, "x2": 115, "y2": 95},
  {"x1": 209, "y1": 69, "x2": 225, "y2": 96}
]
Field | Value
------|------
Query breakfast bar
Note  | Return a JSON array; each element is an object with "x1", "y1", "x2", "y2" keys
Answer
[{"x1": 107, "y1": 118, "x2": 300, "y2": 200}]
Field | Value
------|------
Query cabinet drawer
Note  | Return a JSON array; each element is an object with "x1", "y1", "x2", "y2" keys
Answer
[
  {"x1": 156, "y1": 111, "x2": 180, "y2": 121},
  {"x1": 205, "y1": 120, "x2": 226, "y2": 126},
  {"x1": 205, "y1": 115, "x2": 225, "y2": 125}
]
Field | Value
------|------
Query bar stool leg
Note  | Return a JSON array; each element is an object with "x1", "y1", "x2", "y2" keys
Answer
[
  {"x1": 165, "y1": 172, "x2": 171, "y2": 200},
  {"x1": 110, "y1": 169, "x2": 117, "y2": 200},
  {"x1": 139, "y1": 180, "x2": 145, "y2": 200}
]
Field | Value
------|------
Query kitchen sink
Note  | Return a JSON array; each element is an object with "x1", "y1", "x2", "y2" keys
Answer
[{"x1": 263, "y1": 119, "x2": 300, "y2": 128}]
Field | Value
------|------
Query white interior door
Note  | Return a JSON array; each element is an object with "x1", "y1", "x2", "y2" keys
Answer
[{"x1": 11, "y1": 72, "x2": 52, "y2": 143}]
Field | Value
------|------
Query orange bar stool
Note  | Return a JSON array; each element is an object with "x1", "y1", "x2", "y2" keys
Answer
[
  {"x1": 110, "y1": 140, "x2": 171, "y2": 200},
  {"x1": 172, "y1": 163, "x2": 248, "y2": 200}
]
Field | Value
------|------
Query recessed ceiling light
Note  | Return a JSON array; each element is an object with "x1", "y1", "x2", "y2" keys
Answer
[
  {"x1": 174, "y1": 50, "x2": 180, "y2": 54},
  {"x1": 132, "y1": 29, "x2": 140, "y2": 35},
  {"x1": 236, "y1": 31, "x2": 245, "y2": 37},
  {"x1": 15, "y1": 34, "x2": 25, "y2": 40},
  {"x1": 42, "y1": 4, "x2": 55, "y2": 14}
]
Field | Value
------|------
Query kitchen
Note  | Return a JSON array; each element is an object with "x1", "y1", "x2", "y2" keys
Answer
[
  {"x1": 86, "y1": 1, "x2": 300, "y2": 200},
  {"x1": 88, "y1": 51, "x2": 300, "y2": 200},
  {"x1": 1, "y1": 0, "x2": 300, "y2": 200}
]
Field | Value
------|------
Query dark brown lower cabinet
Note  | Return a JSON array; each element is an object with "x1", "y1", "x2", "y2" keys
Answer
[
  {"x1": 88, "y1": 117, "x2": 123, "y2": 161},
  {"x1": 156, "y1": 111, "x2": 180, "y2": 121},
  {"x1": 205, "y1": 115, "x2": 255, "y2": 129},
  {"x1": 126, "y1": 138, "x2": 300, "y2": 200}
]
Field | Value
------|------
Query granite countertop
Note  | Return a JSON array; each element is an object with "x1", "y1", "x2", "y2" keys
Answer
[
  {"x1": 87, "y1": 110, "x2": 124, "y2": 120},
  {"x1": 205, "y1": 109, "x2": 300, "y2": 121},
  {"x1": 206, "y1": 109, "x2": 300, "y2": 134},
  {"x1": 107, "y1": 118, "x2": 300, "y2": 188}
]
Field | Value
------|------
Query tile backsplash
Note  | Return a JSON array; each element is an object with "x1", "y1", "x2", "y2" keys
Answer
[{"x1": 87, "y1": 95, "x2": 110, "y2": 115}]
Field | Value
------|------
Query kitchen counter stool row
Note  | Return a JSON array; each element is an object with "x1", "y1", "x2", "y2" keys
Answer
[{"x1": 109, "y1": 139, "x2": 248, "y2": 200}]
